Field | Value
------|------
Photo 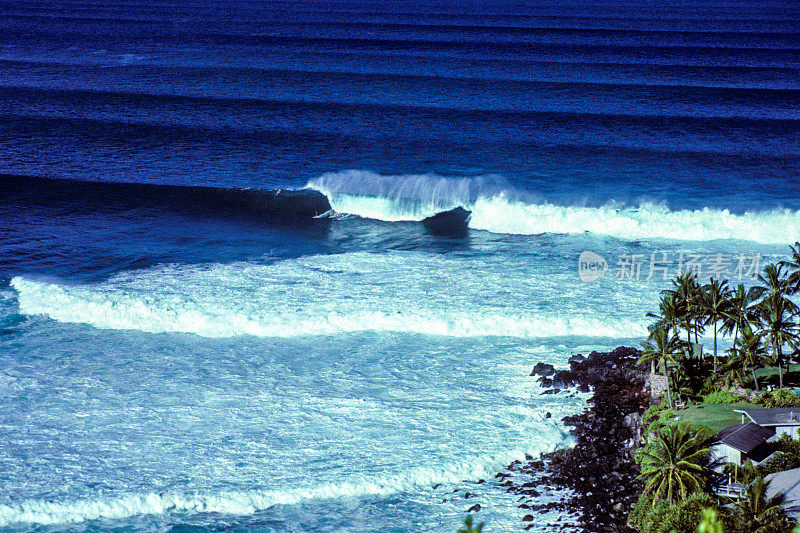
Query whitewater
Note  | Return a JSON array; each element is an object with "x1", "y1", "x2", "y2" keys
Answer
[
  {"x1": 10, "y1": 251, "x2": 650, "y2": 339},
  {"x1": 308, "y1": 171, "x2": 800, "y2": 244}
]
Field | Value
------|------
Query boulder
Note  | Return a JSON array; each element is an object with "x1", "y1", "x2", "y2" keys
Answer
[
  {"x1": 531, "y1": 362, "x2": 556, "y2": 377},
  {"x1": 551, "y1": 370, "x2": 576, "y2": 388}
]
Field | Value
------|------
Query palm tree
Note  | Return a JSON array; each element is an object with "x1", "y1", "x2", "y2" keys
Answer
[
  {"x1": 720, "y1": 349, "x2": 747, "y2": 389},
  {"x1": 725, "y1": 325, "x2": 770, "y2": 392},
  {"x1": 636, "y1": 423, "x2": 712, "y2": 506},
  {"x1": 663, "y1": 273, "x2": 704, "y2": 354},
  {"x1": 754, "y1": 293, "x2": 800, "y2": 390},
  {"x1": 779, "y1": 241, "x2": 800, "y2": 296},
  {"x1": 754, "y1": 263, "x2": 798, "y2": 313},
  {"x1": 732, "y1": 476, "x2": 793, "y2": 533},
  {"x1": 639, "y1": 324, "x2": 683, "y2": 409},
  {"x1": 721, "y1": 283, "x2": 760, "y2": 349},
  {"x1": 647, "y1": 291, "x2": 684, "y2": 340},
  {"x1": 669, "y1": 361, "x2": 696, "y2": 403},
  {"x1": 698, "y1": 278, "x2": 732, "y2": 371}
]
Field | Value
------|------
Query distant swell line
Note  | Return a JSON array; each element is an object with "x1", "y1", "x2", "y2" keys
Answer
[
  {"x1": 4, "y1": 14, "x2": 800, "y2": 37},
  {"x1": 3, "y1": 85, "x2": 800, "y2": 125},
  {"x1": 4, "y1": 28, "x2": 800, "y2": 54},
  {"x1": 3, "y1": 60, "x2": 800, "y2": 93},
  {"x1": 5, "y1": 52, "x2": 798, "y2": 73}
]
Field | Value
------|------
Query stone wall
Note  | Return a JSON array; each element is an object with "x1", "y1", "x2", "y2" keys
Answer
[
  {"x1": 645, "y1": 373, "x2": 668, "y2": 402},
  {"x1": 727, "y1": 386, "x2": 760, "y2": 401}
]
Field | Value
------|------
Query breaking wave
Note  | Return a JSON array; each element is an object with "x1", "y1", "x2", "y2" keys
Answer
[
  {"x1": 307, "y1": 170, "x2": 800, "y2": 243},
  {"x1": 0, "y1": 447, "x2": 557, "y2": 526},
  {"x1": 10, "y1": 252, "x2": 648, "y2": 339},
  {"x1": 10, "y1": 277, "x2": 645, "y2": 339}
]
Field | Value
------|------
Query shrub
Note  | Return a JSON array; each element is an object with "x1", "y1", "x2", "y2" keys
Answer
[
  {"x1": 628, "y1": 491, "x2": 671, "y2": 533},
  {"x1": 701, "y1": 375, "x2": 723, "y2": 396},
  {"x1": 759, "y1": 434, "x2": 800, "y2": 476},
  {"x1": 703, "y1": 390, "x2": 745, "y2": 404},
  {"x1": 776, "y1": 433, "x2": 800, "y2": 456},
  {"x1": 759, "y1": 451, "x2": 800, "y2": 476},
  {"x1": 456, "y1": 516, "x2": 483, "y2": 533},
  {"x1": 643, "y1": 400, "x2": 667, "y2": 424},
  {"x1": 642, "y1": 400, "x2": 672, "y2": 437},
  {"x1": 755, "y1": 389, "x2": 800, "y2": 408},
  {"x1": 629, "y1": 492, "x2": 725, "y2": 533},
  {"x1": 696, "y1": 509, "x2": 724, "y2": 533},
  {"x1": 662, "y1": 493, "x2": 725, "y2": 533}
]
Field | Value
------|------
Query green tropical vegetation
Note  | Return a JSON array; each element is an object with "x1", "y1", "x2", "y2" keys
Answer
[
  {"x1": 731, "y1": 476, "x2": 795, "y2": 533},
  {"x1": 639, "y1": 244, "x2": 800, "y2": 400},
  {"x1": 631, "y1": 243, "x2": 800, "y2": 532},
  {"x1": 636, "y1": 423, "x2": 713, "y2": 506},
  {"x1": 456, "y1": 516, "x2": 483, "y2": 533}
]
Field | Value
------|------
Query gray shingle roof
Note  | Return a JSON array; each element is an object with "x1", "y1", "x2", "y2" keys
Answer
[
  {"x1": 735, "y1": 408, "x2": 800, "y2": 427},
  {"x1": 765, "y1": 467, "x2": 800, "y2": 517},
  {"x1": 712, "y1": 422, "x2": 775, "y2": 453}
]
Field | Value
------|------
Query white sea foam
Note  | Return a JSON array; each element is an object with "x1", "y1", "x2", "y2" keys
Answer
[
  {"x1": 307, "y1": 170, "x2": 800, "y2": 243},
  {"x1": 0, "y1": 448, "x2": 548, "y2": 526},
  {"x1": 10, "y1": 252, "x2": 647, "y2": 338}
]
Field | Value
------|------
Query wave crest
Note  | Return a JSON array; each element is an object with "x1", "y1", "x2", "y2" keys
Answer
[
  {"x1": 307, "y1": 170, "x2": 800, "y2": 243},
  {"x1": 10, "y1": 252, "x2": 648, "y2": 339},
  {"x1": 0, "y1": 447, "x2": 554, "y2": 526},
  {"x1": 10, "y1": 277, "x2": 644, "y2": 339}
]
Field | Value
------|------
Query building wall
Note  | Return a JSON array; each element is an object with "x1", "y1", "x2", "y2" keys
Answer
[
  {"x1": 776, "y1": 426, "x2": 800, "y2": 439},
  {"x1": 711, "y1": 443, "x2": 741, "y2": 471}
]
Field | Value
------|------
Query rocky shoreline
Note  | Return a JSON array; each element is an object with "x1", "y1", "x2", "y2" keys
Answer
[{"x1": 499, "y1": 347, "x2": 650, "y2": 532}]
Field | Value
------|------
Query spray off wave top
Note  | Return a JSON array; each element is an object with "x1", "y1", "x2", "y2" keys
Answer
[{"x1": 307, "y1": 170, "x2": 800, "y2": 244}]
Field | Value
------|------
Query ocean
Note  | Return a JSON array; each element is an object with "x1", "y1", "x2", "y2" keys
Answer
[{"x1": 0, "y1": 0, "x2": 799, "y2": 531}]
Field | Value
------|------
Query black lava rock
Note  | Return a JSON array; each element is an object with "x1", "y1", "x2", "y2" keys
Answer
[
  {"x1": 504, "y1": 346, "x2": 647, "y2": 533},
  {"x1": 531, "y1": 362, "x2": 556, "y2": 377},
  {"x1": 551, "y1": 370, "x2": 577, "y2": 388}
]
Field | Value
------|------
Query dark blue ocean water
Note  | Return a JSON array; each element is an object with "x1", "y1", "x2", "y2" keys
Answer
[{"x1": 1, "y1": 1, "x2": 799, "y2": 531}]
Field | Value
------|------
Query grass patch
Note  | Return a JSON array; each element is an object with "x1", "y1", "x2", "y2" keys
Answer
[
  {"x1": 752, "y1": 366, "x2": 800, "y2": 388},
  {"x1": 661, "y1": 401, "x2": 759, "y2": 434}
]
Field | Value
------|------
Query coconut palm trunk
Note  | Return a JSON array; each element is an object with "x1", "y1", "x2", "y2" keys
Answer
[
  {"x1": 713, "y1": 322, "x2": 718, "y2": 372},
  {"x1": 664, "y1": 360, "x2": 673, "y2": 410}
]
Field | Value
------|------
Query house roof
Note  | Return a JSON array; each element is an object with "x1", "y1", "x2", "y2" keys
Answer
[
  {"x1": 735, "y1": 408, "x2": 800, "y2": 427},
  {"x1": 765, "y1": 467, "x2": 800, "y2": 517},
  {"x1": 711, "y1": 422, "x2": 775, "y2": 454}
]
